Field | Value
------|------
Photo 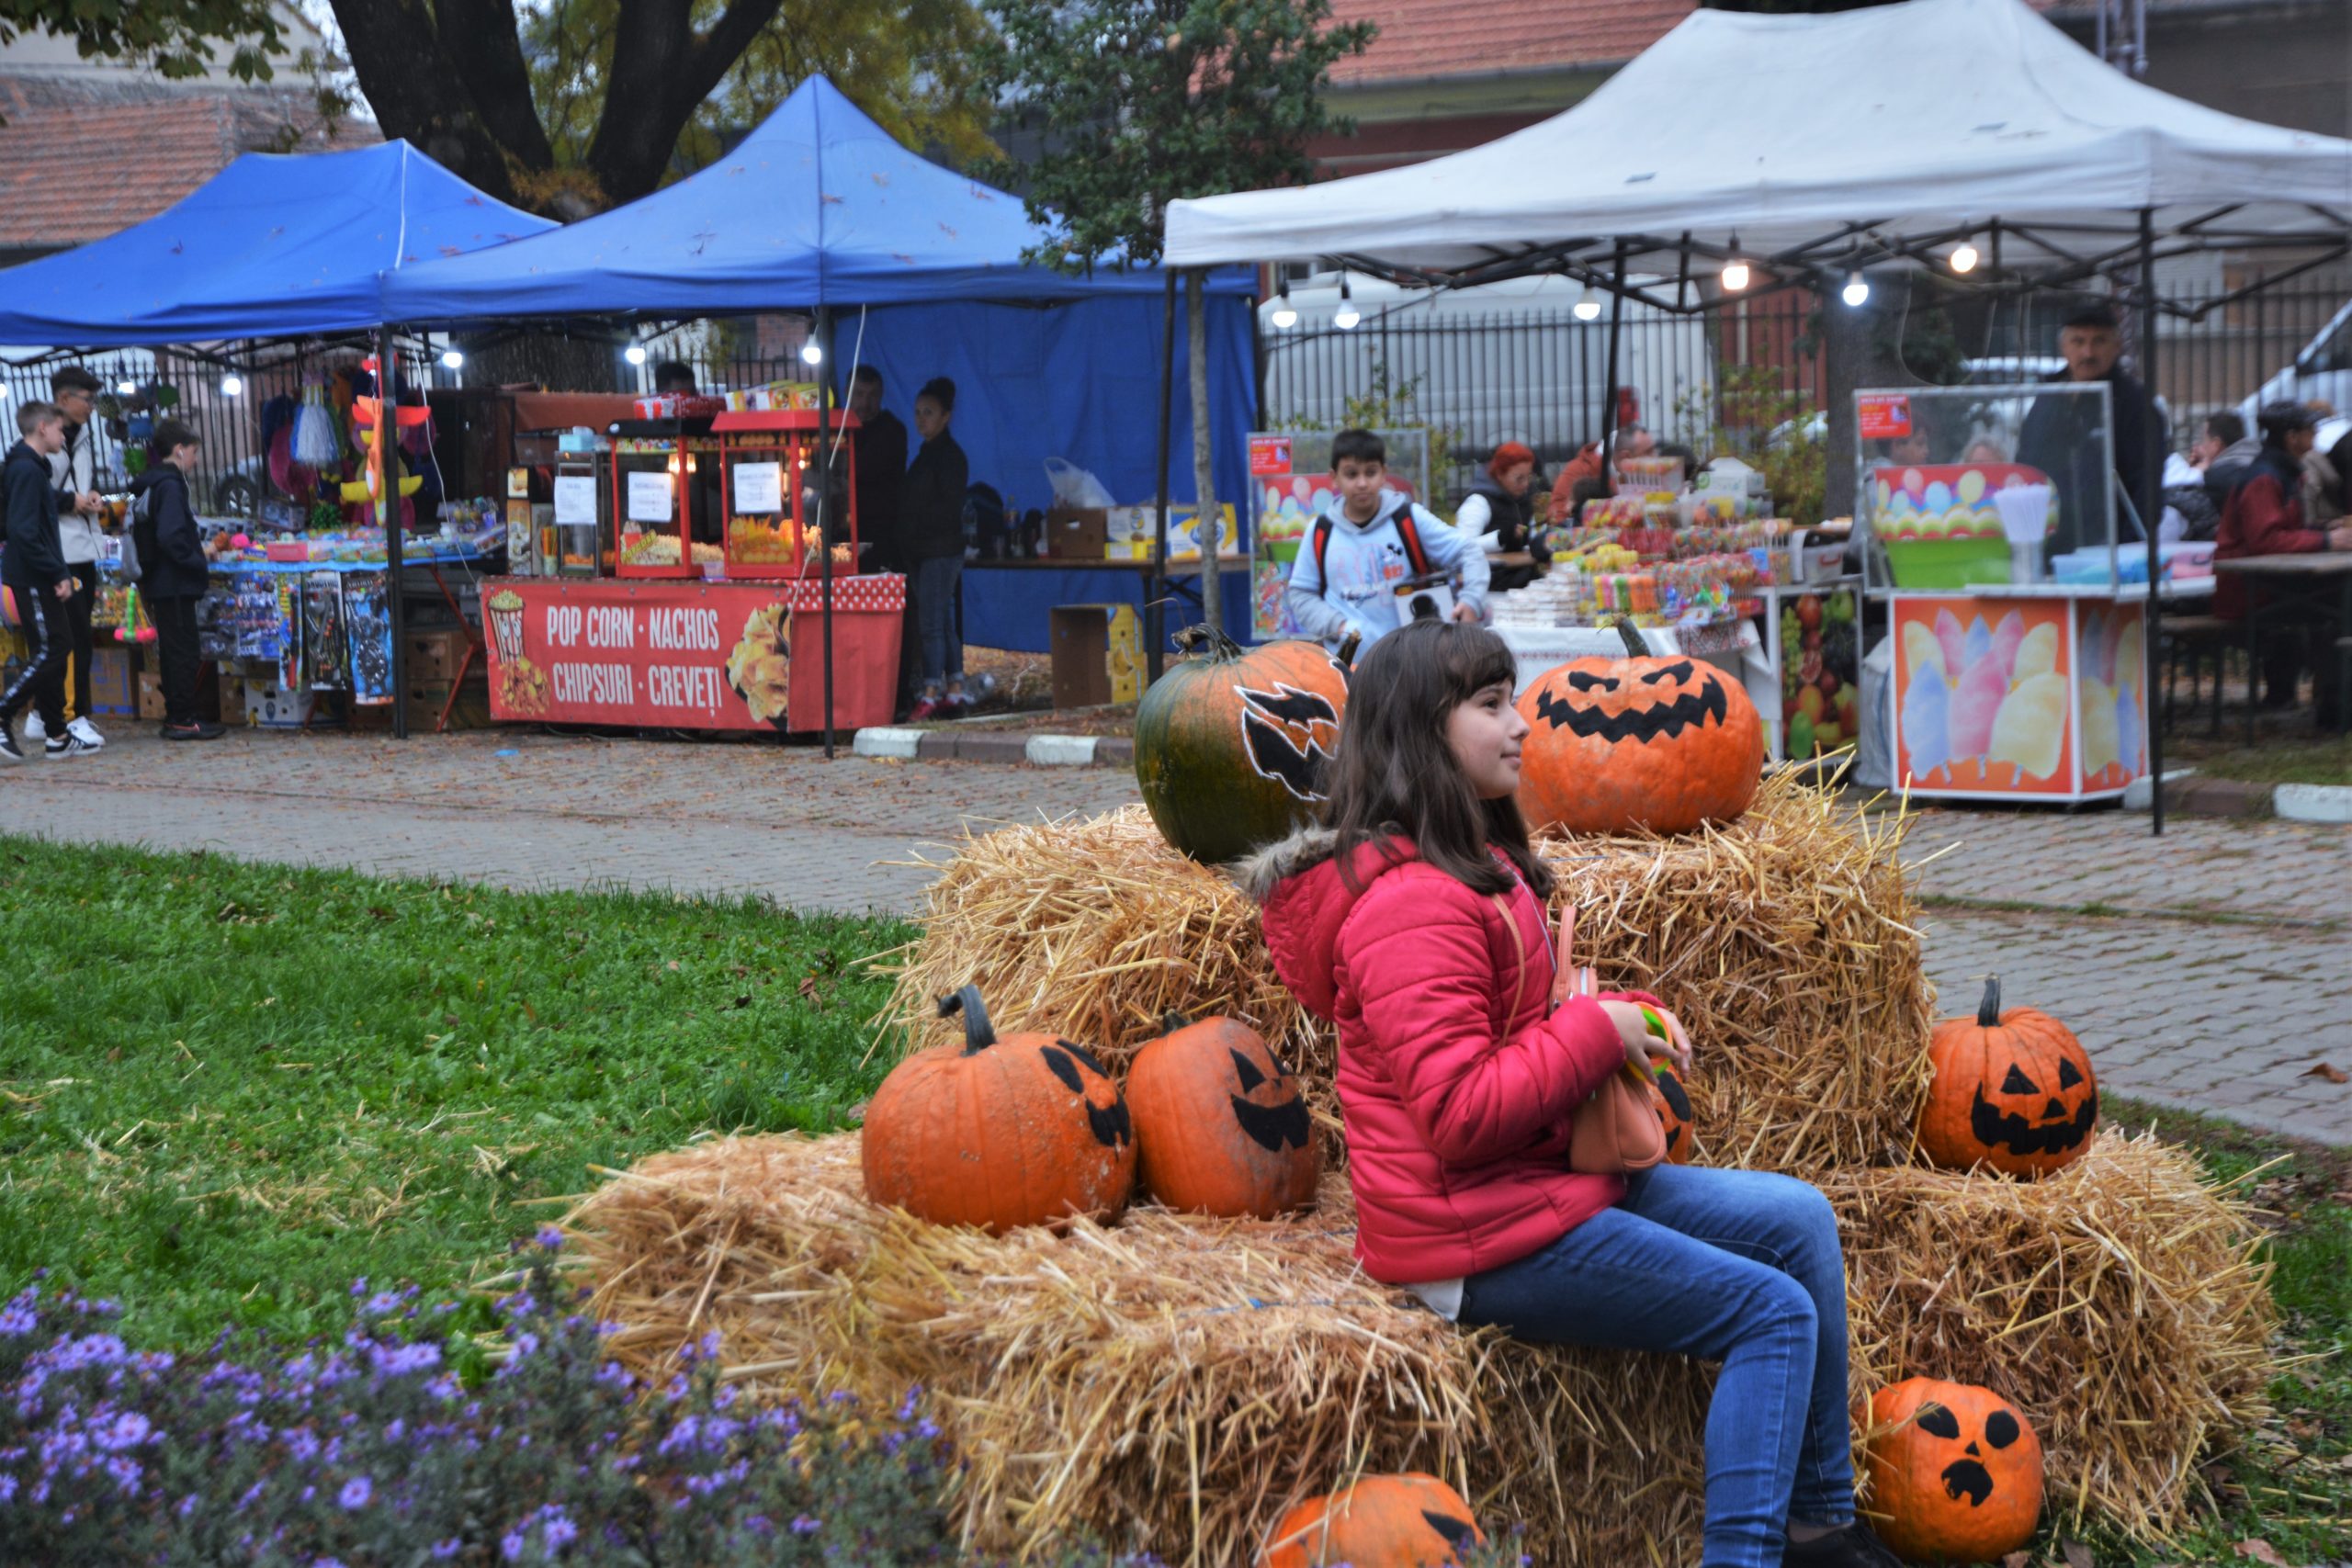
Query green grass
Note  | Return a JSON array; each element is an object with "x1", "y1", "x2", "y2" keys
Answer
[
  {"x1": 0, "y1": 833, "x2": 915, "y2": 1347},
  {"x1": 2165, "y1": 731, "x2": 2352, "y2": 788}
]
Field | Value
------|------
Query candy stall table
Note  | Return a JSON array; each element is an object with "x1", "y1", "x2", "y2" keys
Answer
[{"x1": 479, "y1": 574, "x2": 902, "y2": 734}]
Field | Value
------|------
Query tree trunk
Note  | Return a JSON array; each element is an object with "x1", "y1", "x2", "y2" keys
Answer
[{"x1": 1187, "y1": 269, "x2": 1220, "y2": 636}]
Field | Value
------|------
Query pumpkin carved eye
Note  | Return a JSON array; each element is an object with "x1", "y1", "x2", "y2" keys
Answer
[
  {"x1": 1984, "y1": 1411, "x2": 2021, "y2": 1450},
  {"x1": 1645, "y1": 660, "x2": 1695, "y2": 683},
  {"x1": 1999, "y1": 1065, "x2": 2037, "y2": 1095},
  {"x1": 1915, "y1": 1404, "x2": 1962, "y2": 1439},
  {"x1": 2057, "y1": 1058, "x2": 2084, "y2": 1089},
  {"x1": 1566, "y1": 671, "x2": 1619, "y2": 692}
]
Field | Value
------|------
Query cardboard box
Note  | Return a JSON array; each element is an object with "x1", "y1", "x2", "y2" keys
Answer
[
  {"x1": 136, "y1": 671, "x2": 166, "y2": 721},
  {"x1": 404, "y1": 679, "x2": 492, "y2": 732},
  {"x1": 243, "y1": 682, "x2": 322, "y2": 729},
  {"x1": 1046, "y1": 506, "x2": 1108, "y2": 560},
  {"x1": 403, "y1": 626, "x2": 476, "y2": 683},
  {"x1": 1048, "y1": 604, "x2": 1141, "y2": 710},
  {"x1": 88, "y1": 647, "x2": 135, "y2": 716}
]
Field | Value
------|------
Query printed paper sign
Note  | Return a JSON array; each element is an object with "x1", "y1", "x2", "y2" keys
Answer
[
  {"x1": 626, "y1": 470, "x2": 673, "y2": 525},
  {"x1": 1249, "y1": 435, "x2": 1294, "y2": 477},
  {"x1": 731, "y1": 461, "x2": 784, "y2": 513},
  {"x1": 1859, "y1": 395, "x2": 1913, "y2": 441},
  {"x1": 553, "y1": 474, "x2": 598, "y2": 525}
]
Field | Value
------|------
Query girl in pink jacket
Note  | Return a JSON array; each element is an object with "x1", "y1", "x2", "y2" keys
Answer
[{"x1": 1247, "y1": 619, "x2": 1895, "y2": 1568}]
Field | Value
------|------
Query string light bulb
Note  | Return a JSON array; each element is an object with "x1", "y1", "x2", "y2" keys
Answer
[
  {"x1": 1331, "y1": 277, "x2": 1361, "y2": 332},
  {"x1": 440, "y1": 348, "x2": 465, "y2": 369},
  {"x1": 1841, "y1": 272, "x2": 1871, "y2": 308},
  {"x1": 1950, "y1": 243, "x2": 1981, "y2": 275},
  {"x1": 1271, "y1": 280, "x2": 1298, "y2": 331},
  {"x1": 1721, "y1": 234, "x2": 1749, "y2": 293},
  {"x1": 800, "y1": 339, "x2": 824, "y2": 366},
  {"x1": 1573, "y1": 288, "x2": 1602, "y2": 321},
  {"x1": 625, "y1": 344, "x2": 649, "y2": 367},
  {"x1": 220, "y1": 373, "x2": 244, "y2": 398}
]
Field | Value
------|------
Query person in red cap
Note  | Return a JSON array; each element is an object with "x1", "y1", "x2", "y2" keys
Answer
[{"x1": 1454, "y1": 441, "x2": 1545, "y2": 592}]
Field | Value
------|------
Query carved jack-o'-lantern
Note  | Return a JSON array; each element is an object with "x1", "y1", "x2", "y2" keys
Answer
[
  {"x1": 1263, "y1": 1472, "x2": 1485, "y2": 1568},
  {"x1": 1864, "y1": 1377, "x2": 2044, "y2": 1564},
  {"x1": 861, "y1": 986, "x2": 1136, "y2": 1234},
  {"x1": 1650, "y1": 1062, "x2": 1696, "y2": 1166},
  {"x1": 1128, "y1": 1014, "x2": 1321, "y2": 1219},
  {"x1": 1513, "y1": 620, "x2": 1764, "y2": 835},
  {"x1": 1135, "y1": 626, "x2": 1352, "y2": 864},
  {"x1": 1918, "y1": 976, "x2": 2098, "y2": 1179}
]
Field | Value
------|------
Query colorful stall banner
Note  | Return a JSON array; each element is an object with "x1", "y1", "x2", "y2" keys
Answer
[
  {"x1": 481, "y1": 576, "x2": 903, "y2": 733},
  {"x1": 343, "y1": 570, "x2": 393, "y2": 704},
  {"x1": 1891, "y1": 596, "x2": 2132, "y2": 795}
]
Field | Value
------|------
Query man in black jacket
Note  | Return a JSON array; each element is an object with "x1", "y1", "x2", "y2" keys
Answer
[
  {"x1": 2, "y1": 400, "x2": 83, "y2": 761},
  {"x1": 131, "y1": 419, "x2": 226, "y2": 739},
  {"x1": 2015, "y1": 300, "x2": 2168, "y2": 563}
]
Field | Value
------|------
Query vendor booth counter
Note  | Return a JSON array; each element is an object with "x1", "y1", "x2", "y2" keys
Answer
[{"x1": 481, "y1": 575, "x2": 901, "y2": 733}]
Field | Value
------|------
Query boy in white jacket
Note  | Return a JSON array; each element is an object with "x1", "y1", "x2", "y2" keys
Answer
[
  {"x1": 1283, "y1": 429, "x2": 1488, "y2": 654},
  {"x1": 35, "y1": 367, "x2": 106, "y2": 749}
]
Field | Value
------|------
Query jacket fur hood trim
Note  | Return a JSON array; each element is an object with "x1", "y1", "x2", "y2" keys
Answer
[{"x1": 1233, "y1": 824, "x2": 1340, "y2": 906}]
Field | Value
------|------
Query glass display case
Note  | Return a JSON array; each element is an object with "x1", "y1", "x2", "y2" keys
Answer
[
  {"x1": 608, "y1": 417, "x2": 716, "y2": 580},
  {"x1": 711, "y1": 409, "x2": 860, "y2": 581}
]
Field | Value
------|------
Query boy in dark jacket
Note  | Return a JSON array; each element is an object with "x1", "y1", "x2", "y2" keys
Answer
[
  {"x1": 2, "y1": 400, "x2": 80, "y2": 761},
  {"x1": 132, "y1": 419, "x2": 227, "y2": 739},
  {"x1": 899, "y1": 377, "x2": 969, "y2": 718}
]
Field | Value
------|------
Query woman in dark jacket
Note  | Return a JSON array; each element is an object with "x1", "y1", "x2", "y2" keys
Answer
[
  {"x1": 1453, "y1": 441, "x2": 1544, "y2": 592},
  {"x1": 899, "y1": 378, "x2": 970, "y2": 717},
  {"x1": 132, "y1": 419, "x2": 226, "y2": 739}
]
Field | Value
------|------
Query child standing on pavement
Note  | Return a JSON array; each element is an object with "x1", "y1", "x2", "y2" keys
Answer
[
  {"x1": 2, "y1": 400, "x2": 85, "y2": 761},
  {"x1": 1243, "y1": 618, "x2": 1900, "y2": 1568},
  {"x1": 132, "y1": 419, "x2": 228, "y2": 740},
  {"x1": 1283, "y1": 428, "x2": 1488, "y2": 655}
]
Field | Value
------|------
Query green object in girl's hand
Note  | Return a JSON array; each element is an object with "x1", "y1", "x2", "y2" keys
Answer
[{"x1": 1639, "y1": 1006, "x2": 1668, "y2": 1040}]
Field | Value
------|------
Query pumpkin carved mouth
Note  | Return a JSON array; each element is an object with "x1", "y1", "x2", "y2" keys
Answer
[
  {"x1": 1969, "y1": 1084, "x2": 2098, "y2": 1157},
  {"x1": 1939, "y1": 1458, "x2": 1996, "y2": 1506},
  {"x1": 1532, "y1": 664, "x2": 1731, "y2": 742}
]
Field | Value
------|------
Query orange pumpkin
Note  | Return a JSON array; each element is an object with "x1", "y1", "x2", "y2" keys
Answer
[
  {"x1": 1650, "y1": 1061, "x2": 1696, "y2": 1166},
  {"x1": 1917, "y1": 976, "x2": 2098, "y2": 1179},
  {"x1": 861, "y1": 986, "x2": 1136, "y2": 1234},
  {"x1": 1514, "y1": 619, "x2": 1763, "y2": 835},
  {"x1": 1264, "y1": 1473, "x2": 1484, "y2": 1568},
  {"x1": 1863, "y1": 1377, "x2": 2043, "y2": 1564},
  {"x1": 1135, "y1": 626, "x2": 1351, "y2": 864},
  {"x1": 1128, "y1": 1013, "x2": 1321, "y2": 1218}
]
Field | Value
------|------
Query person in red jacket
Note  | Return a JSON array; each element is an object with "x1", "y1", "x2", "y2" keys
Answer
[
  {"x1": 2214, "y1": 401, "x2": 2352, "y2": 705},
  {"x1": 1245, "y1": 617, "x2": 1894, "y2": 1568}
]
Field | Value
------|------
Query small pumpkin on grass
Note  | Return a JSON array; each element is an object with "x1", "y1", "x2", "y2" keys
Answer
[
  {"x1": 1917, "y1": 976, "x2": 2098, "y2": 1179},
  {"x1": 860, "y1": 986, "x2": 1136, "y2": 1234},
  {"x1": 1127, "y1": 1013, "x2": 1320, "y2": 1218},
  {"x1": 1513, "y1": 618, "x2": 1764, "y2": 835},
  {"x1": 1263, "y1": 1472, "x2": 1484, "y2": 1568},
  {"x1": 1134, "y1": 626, "x2": 1351, "y2": 864},
  {"x1": 1863, "y1": 1377, "x2": 2043, "y2": 1564}
]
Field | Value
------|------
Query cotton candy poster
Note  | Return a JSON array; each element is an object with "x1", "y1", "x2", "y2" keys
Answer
[{"x1": 1890, "y1": 597, "x2": 2143, "y2": 797}]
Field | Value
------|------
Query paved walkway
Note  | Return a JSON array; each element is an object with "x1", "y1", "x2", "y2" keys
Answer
[{"x1": 4, "y1": 728, "x2": 2346, "y2": 1144}]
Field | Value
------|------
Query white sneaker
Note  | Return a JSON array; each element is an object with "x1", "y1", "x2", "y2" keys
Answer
[
  {"x1": 67, "y1": 716, "x2": 104, "y2": 749},
  {"x1": 21, "y1": 711, "x2": 42, "y2": 741}
]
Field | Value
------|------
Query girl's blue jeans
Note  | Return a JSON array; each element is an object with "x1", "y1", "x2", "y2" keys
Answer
[{"x1": 1458, "y1": 1164, "x2": 1855, "y2": 1568}]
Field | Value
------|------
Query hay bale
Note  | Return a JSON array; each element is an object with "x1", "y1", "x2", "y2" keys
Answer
[
  {"x1": 562, "y1": 1128, "x2": 2270, "y2": 1562},
  {"x1": 879, "y1": 772, "x2": 1933, "y2": 1179},
  {"x1": 1535, "y1": 770, "x2": 1937, "y2": 1176},
  {"x1": 1826, "y1": 1130, "x2": 2276, "y2": 1540}
]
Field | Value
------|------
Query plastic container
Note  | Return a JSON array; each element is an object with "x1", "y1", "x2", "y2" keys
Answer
[{"x1": 1882, "y1": 536, "x2": 2013, "y2": 589}]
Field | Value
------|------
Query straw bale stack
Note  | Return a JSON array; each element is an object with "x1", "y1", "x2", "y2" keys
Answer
[
  {"x1": 562, "y1": 1126, "x2": 2270, "y2": 1562},
  {"x1": 879, "y1": 771, "x2": 1933, "y2": 1178}
]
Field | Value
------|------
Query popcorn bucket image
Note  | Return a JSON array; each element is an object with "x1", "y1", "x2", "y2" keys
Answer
[{"x1": 487, "y1": 588, "x2": 528, "y2": 662}]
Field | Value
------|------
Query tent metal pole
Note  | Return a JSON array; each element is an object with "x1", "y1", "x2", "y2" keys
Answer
[
  {"x1": 2138, "y1": 209, "x2": 2164, "y2": 837},
  {"x1": 1599, "y1": 246, "x2": 1628, "y2": 472},
  {"x1": 382, "y1": 324, "x2": 407, "y2": 739},
  {"x1": 819, "y1": 305, "x2": 837, "y2": 760},
  {"x1": 1149, "y1": 270, "x2": 1175, "y2": 684}
]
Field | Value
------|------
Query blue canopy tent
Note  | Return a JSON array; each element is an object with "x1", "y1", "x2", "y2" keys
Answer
[
  {"x1": 0, "y1": 141, "x2": 553, "y2": 345},
  {"x1": 379, "y1": 77, "x2": 1260, "y2": 656}
]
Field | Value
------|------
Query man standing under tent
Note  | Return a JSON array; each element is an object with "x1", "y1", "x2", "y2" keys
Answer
[
  {"x1": 29, "y1": 367, "x2": 106, "y2": 751},
  {"x1": 2016, "y1": 301, "x2": 2166, "y2": 561},
  {"x1": 845, "y1": 365, "x2": 918, "y2": 717}
]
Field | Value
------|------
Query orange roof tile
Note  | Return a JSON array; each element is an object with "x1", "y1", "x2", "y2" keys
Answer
[{"x1": 1327, "y1": 0, "x2": 1697, "y2": 84}]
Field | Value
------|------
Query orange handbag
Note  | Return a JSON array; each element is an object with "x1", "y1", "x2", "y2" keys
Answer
[{"x1": 1549, "y1": 903, "x2": 1667, "y2": 1176}]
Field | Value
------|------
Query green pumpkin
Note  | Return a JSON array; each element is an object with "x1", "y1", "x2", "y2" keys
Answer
[{"x1": 1134, "y1": 628, "x2": 1352, "y2": 864}]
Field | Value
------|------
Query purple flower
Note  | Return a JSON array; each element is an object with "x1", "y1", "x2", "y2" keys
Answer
[
  {"x1": 791, "y1": 1514, "x2": 822, "y2": 1534},
  {"x1": 535, "y1": 1225, "x2": 566, "y2": 1249},
  {"x1": 339, "y1": 1475, "x2": 372, "y2": 1509},
  {"x1": 502, "y1": 1529, "x2": 526, "y2": 1561},
  {"x1": 542, "y1": 1510, "x2": 579, "y2": 1550},
  {"x1": 431, "y1": 1541, "x2": 461, "y2": 1561}
]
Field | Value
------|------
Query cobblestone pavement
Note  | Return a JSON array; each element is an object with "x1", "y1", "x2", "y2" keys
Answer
[{"x1": 5, "y1": 728, "x2": 2346, "y2": 1143}]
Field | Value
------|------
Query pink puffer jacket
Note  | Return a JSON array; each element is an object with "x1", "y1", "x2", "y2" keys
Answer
[{"x1": 1243, "y1": 828, "x2": 1655, "y2": 1285}]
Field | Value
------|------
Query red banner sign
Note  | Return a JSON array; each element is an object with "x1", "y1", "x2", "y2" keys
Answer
[
  {"x1": 1858, "y1": 394, "x2": 1913, "y2": 440},
  {"x1": 480, "y1": 576, "x2": 900, "y2": 732},
  {"x1": 1249, "y1": 435, "x2": 1294, "y2": 476}
]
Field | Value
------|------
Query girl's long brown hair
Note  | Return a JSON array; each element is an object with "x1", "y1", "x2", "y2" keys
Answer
[{"x1": 1325, "y1": 618, "x2": 1553, "y2": 898}]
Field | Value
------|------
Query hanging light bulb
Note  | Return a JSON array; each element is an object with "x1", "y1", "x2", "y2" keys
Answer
[
  {"x1": 1950, "y1": 243, "x2": 1981, "y2": 275},
  {"x1": 117, "y1": 379, "x2": 139, "y2": 396},
  {"x1": 800, "y1": 338, "x2": 825, "y2": 367},
  {"x1": 625, "y1": 344, "x2": 649, "y2": 367},
  {"x1": 1841, "y1": 272, "x2": 1871, "y2": 308},
  {"x1": 1331, "y1": 277, "x2": 1361, "y2": 332},
  {"x1": 440, "y1": 348, "x2": 465, "y2": 370},
  {"x1": 1270, "y1": 279, "x2": 1298, "y2": 331},
  {"x1": 1720, "y1": 234, "x2": 1749, "y2": 293},
  {"x1": 220, "y1": 373, "x2": 245, "y2": 398},
  {"x1": 1573, "y1": 288, "x2": 1602, "y2": 321}
]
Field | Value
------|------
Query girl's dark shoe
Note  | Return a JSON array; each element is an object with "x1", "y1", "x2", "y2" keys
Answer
[{"x1": 1782, "y1": 1520, "x2": 1903, "y2": 1568}]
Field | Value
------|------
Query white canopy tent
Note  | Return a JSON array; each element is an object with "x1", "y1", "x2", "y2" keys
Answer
[
  {"x1": 1169, "y1": 0, "x2": 2352, "y2": 837},
  {"x1": 1165, "y1": 0, "x2": 2352, "y2": 306}
]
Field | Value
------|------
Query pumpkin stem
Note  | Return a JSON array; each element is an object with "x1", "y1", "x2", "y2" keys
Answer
[
  {"x1": 1170, "y1": 623, "x2": 1243, "y2": 661},
  {"x1": 1976, "y1": 975, "x2": 2002, "y2": 1027},
  {"x1": 1335, "y1": 629, "x2": 1363, "y2": 671},
  {"x1": 1160, "y1": 1011, "x2": 1191, "y2": 1034},
  {"x1": 1612, "y1": 617, "x2": 1651, "y2": 657},
  {"x1": 938, "y1": 986, "x2": 997, "y2": 1054}
]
